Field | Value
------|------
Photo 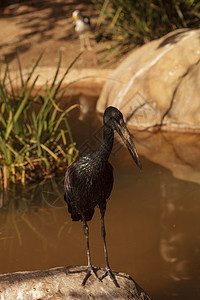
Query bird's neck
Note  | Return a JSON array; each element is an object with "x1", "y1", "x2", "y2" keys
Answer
[{"x1": 97, "y1": 125, "x2": 114, "y2": 161}]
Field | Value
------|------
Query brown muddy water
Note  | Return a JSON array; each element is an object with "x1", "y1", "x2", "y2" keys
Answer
[{"x1": 0, "y1": 111, "x2": 200, "y2": 300}]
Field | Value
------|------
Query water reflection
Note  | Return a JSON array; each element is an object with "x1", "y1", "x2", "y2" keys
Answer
[
  {"x1": 158, "y1": 178, "x2": 200, "y2": 299},
  {"x1": 41, "y1": 177, "x2": 66, "y2": 209},
  {"x1": 160, "y1": 181, "x2": 191, "y2": 282},
  {"x1": 134, "y1": 131, "x2": 200, "y2": 184}
]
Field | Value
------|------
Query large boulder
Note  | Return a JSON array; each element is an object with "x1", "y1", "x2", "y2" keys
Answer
[{"x1": 97, "y1": 29, "x2": 200, "y2": 132}]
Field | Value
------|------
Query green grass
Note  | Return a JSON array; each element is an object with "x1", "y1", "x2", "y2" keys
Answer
[
  {"x1": 93, "y1": 0, "x2": 200, "y2": 58},
  {"x1": 0, "y1": 54, "x2": 79, "y2": 188}
]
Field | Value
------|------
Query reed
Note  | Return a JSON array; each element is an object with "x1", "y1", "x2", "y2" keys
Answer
[{"x1": 0, "y1": 54, "x2": 79, "y2": 188}]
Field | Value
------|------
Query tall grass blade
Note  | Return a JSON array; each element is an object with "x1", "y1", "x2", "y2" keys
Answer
[
  {"x1": 53, "y1": 52, "x2": 83, "y2": 99},
  {"x1": 16, "y1": 52, "x2": 24, "y2": 88},
  {"x1": 18, "y1": 54, "x2": 42, "y2": 99}
]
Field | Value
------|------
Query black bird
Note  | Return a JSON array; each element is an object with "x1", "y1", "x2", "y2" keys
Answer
[{"x1": 64, "y1": 106, "x2": 142, "y2": 287}]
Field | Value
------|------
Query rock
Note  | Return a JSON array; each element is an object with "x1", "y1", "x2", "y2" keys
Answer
[
  {"x1": 97, "y1": 29, "x2": 200, "y2": 132},
  {"x1": 0, "y1": 266, "x2": 152, "y2": 300}
]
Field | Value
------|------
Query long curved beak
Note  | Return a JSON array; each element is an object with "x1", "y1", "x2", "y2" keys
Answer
[{"x1": 115, "y1": 119, "x2": 142, "y2": 170}]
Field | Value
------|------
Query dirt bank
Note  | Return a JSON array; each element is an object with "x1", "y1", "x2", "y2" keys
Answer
[{"x1": 0, "y1": 0, "x2": 122, "y2": 71}]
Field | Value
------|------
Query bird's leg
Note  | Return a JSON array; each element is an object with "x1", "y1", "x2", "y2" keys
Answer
[
  {"x1": 100, "y1": 208, "x2": 120, "y2": 288},
  {"x1": 82, "y1": 216, "x2": 101, "y2": 285},
  {"x1": 79, "y1": 34, "x2": 85, "y2": 51},
  {"x1": 85, "y1": 32, "x2": 92, "y2": 50}
]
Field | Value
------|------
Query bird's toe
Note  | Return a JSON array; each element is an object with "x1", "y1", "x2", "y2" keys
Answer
[
  {"x1": 82, "y1": 265, "x2": 101, "y2": 286},
  {"x1": 100, "y1": 268, "x2": 120, "y2": 288}
]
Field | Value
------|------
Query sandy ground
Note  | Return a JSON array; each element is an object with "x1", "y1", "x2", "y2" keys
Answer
[{"x1": 0, "y1": 0, "x2": 122, "y2": 72}]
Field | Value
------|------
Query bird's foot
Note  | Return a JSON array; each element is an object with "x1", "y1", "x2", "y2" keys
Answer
[
  {"x1": 100, "y1": 268, "x2": 120, "y2": 288},
  {"x1": 82, "y1": 265, "x2": 102, "y2": 286}
]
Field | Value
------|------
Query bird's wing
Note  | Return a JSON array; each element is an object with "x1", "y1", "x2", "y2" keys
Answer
[{"x1": 64, "y1": 166, "x2": 83, "y2": 221}]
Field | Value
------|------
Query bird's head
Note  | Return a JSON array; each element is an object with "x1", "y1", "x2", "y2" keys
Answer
[
  {"x1": 72, "y1": 10, "x2": 81, "y2": 21},
  {"x1": 103, "y1": 106, "x2": 123, "y2": 128},
  {"x1": 103, "y1": 106, "x2": 142, "y2": 169}
]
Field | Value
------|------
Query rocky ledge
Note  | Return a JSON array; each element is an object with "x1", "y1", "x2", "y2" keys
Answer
[{"x1": 0, "y1": 266, "x2": 151, "y2": 300}]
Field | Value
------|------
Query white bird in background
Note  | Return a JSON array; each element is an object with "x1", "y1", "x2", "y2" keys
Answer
[{"x1": 72, "y1": 10, "x2": 92, "y2": 51}]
